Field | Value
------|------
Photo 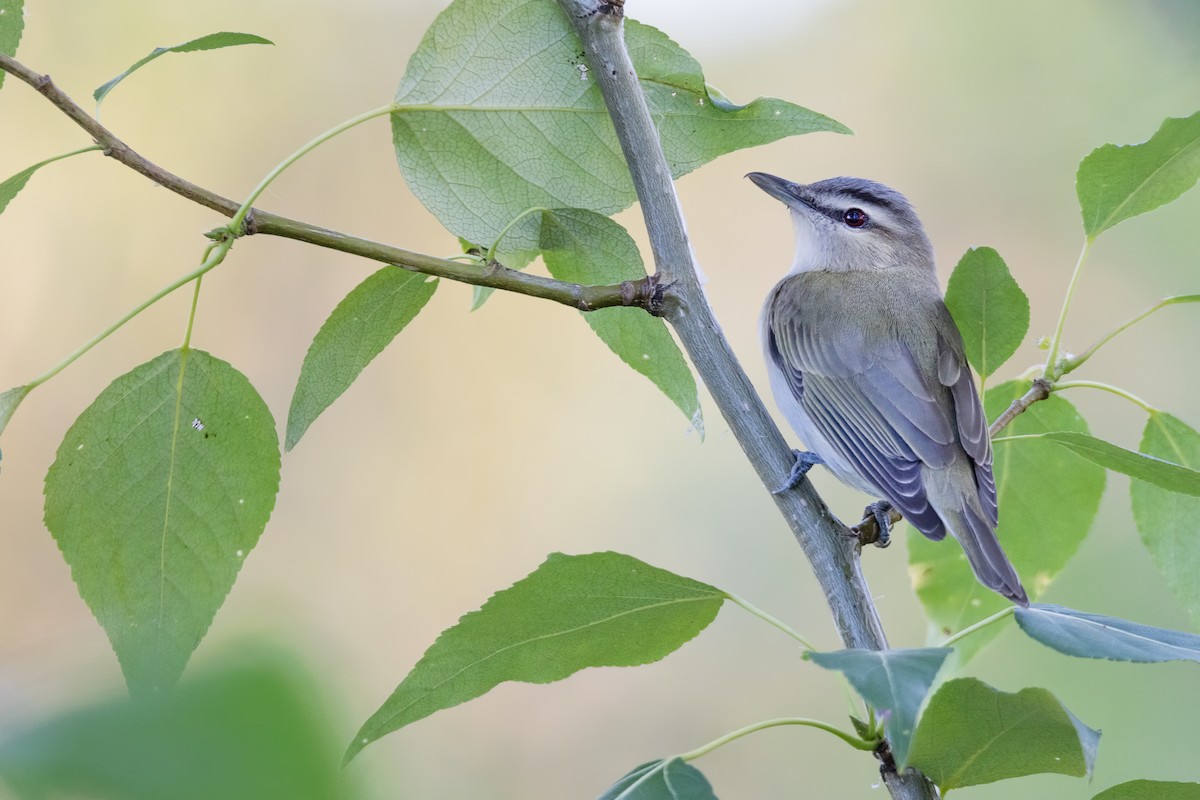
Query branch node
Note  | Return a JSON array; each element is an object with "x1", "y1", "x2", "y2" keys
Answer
[
  {"x1": 618, "y1": 279, "x2": 636, "y2": 307},
  {"x1": 644, "y1": 274, "x2": 668, "y2": 317}
]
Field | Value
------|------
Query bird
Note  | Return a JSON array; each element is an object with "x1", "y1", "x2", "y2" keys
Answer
[{"x1": 749, "y1": 172, "x2": 1028, "y2": 606}]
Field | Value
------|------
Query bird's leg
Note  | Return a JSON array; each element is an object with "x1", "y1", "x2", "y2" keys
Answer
[
  {"x1": 772, "y1": 449, "x2": 824, "y2": 494},
  {"x1": 856, "y1": 500, "x2": 894, "y2": 548}
]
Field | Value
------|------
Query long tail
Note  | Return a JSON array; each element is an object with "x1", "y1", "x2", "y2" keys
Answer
[{"x1": 943, "y1": 503, "x2": 1028, "y2": 606}]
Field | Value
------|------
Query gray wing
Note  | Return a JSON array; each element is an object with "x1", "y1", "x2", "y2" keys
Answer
[{"x1": 768, "y1": 300, "x2": 996, "y2": 539}]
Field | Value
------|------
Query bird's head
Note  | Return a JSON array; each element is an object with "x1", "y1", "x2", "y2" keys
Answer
[{"x1": 747, "y1": 173, "x2": 935, "y2": 275}]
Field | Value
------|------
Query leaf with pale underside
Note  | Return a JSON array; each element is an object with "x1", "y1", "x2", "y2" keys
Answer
[
  {"x1": 908, "y1": 381, "x2": 1105, "y2": 659},
  {"x1": 1015, "y1": 603, "x2": 1200, "y2": 663},
  {"x1": 286, "y1": 268, "x2": 437, "y2": 450},
  {"x1": 944, "y1": 247, "x2": 1030, "y2": 380},
  {"x1": 1132, "y1": 412, "x2": 1200, "y2": 628},
  {"x1": 93, "y1": 32, "x2": 273, "y2": 108},
  {"x1": 44, "y1": 350, "x2": 281, "y2": 694},
  {"x1": 390, "y1": 0, "x2": 847, "y2": 250},
  {"x1": 1077, "y1": 110, "x2": 1200, "y2": 238},
  {"x1": 0, "y1": 384, "x2": 29, "y2": 438},
  {"x1": 908, "y1": 678, "x2": 1100, "y2": 792},
  {"x1": 597, "y1": 759, "x2": 717, "y2": 800},
  {"x1": 346, "y1": 551, "x2": 725, "y2": 762},
  {"x1": 807, "y1": 647, "x2": 950, "y2": 770}
]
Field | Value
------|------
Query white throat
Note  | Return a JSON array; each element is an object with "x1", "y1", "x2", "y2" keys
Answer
[{"x1": 787, "y1": 211, "x2": 837, "y2": 274}]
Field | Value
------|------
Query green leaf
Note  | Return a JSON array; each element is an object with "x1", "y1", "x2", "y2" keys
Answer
[
  {"x1": 944, "y1": 247, "x2": 1030, "y2": 380},
  {"x1": 1026, "y1": 430, "x2": 1200, "y2": 496},
  {"x1": 0, "y1": 651, "x2": 347, "y2": 800},
  {"x1": 347, "y1": 551, "x2": 725, "y2": 762},
  {"x1": 1, "y1": 148, "x2": 98, "y2": 218},
  {"x1": 0, "y1": 384, "x2": 29, "y2": 438},
  {"x1": 598, "y1": 759, "x2": 717, "y2": 800},
  {"x1": 286, "y1": 268, "x2": 437, "y2": 451},
  {"x1": 1093, "y1": 780, "x2": 1200, "y2": 800},
  {"x1": 1132, "y1": 412, "x2": 1200, "y2": 627},
  {"x1": 1077, "y1": 110, "x2": 1200, "y2": 238},
  {"x1": 908, "y1": 381, "x2": 1105, "y2": 659},
  {"x1": 0, "y1": 0, "x2": 24, "y2": 93},
  {"x1": 806, "y1": 648, "x2": 951, "y2": 770},
  {"x1": 93, "y1": 32, "x2": 274, "y2": 108},
  {"x1": 390, "y1": 0, "x2": 847, "y2": 249},
  {"x1": 44, "y1": 350, "x2": 281, "y2": 694},
  {"x1": 908, "y1": 677, "x2": 1100, "y2": 792},
  {"x1": 1015, "y1": 603, "x2": 1200, "y2": 663},
  {"x1": 535, "y1": 208, "x2": 700, "y2": 427}
]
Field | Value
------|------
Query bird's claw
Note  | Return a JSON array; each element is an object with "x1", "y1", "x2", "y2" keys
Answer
[
  {"x1": 772, "y1": 449, "x2": 824, "y2": 494},
  {"x1": 855, "y1": 500, "x2": 894, "y2": 548}
]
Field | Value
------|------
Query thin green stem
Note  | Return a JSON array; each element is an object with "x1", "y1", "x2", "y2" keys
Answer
[
  {"x1": 1066, "y1": 295, "x2": 1200, "y2": 374},
  {"x1": 13, "y1": 144, "x2": 104, "y2": 175},
  {"x1": 228, "y1": 103, "x2": 398, "y2": 234},
  {"x1": 678, "y1": 717, "x2": 877, "y2": 762},
  {"x1": 20, "y1": 102, "x2": 395, "y2": 391},
  {"x1": 1055, "y1": 380, "x2": 1158, "y2": 413},
  {"x1": 940, "y1": 605, "x2": 1015, "y2": 648},
  {"x1": 485, "y1": 206, "x2": 550, "y2": 262},
  {"x1": 1043, "y1": 239, "x2": 1094, "y2": 381},
  {"x1": 26, "y1": 242, "x2": 231, "y2": 390},
  {"x1": 180, "y1": 277, "x2": 203, "y2": 351},
  {"x1": 724, "y1": 591, "x2": 817, "y2": 651}
]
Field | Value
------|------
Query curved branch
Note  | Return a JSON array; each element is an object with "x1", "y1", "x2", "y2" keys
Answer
[
  {"x1": 0, "y1": 52, "x2": 649, "y2": 314},
  {"x1": 554, "y1": 4, "x2": 937, "y2": 797}
]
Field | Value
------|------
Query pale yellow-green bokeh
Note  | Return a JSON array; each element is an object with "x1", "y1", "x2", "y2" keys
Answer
[{"x1": 2, "y1": 2, "x2": 1198, "y2": 797}]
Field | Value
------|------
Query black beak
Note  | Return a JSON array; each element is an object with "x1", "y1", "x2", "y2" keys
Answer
[{"x1": 746, "y1": 172, "x2": 811, "y2": 209}]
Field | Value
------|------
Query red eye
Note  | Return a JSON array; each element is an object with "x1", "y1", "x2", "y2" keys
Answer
[{"x1": 843, "y1": 208, "x2": 868, "y2": 228}]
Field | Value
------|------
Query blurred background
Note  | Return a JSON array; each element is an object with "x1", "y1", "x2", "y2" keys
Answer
[{"x1": 2, "y1": 0, "x2": 1199, "y2": 796}]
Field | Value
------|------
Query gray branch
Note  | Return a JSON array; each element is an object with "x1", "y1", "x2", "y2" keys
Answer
[
  {"x1": 0, "y1": 53, "x2": 649, "y2": 314},
  {"x1": 556, "y1": 1, "x2": 938, "y2": 796}
]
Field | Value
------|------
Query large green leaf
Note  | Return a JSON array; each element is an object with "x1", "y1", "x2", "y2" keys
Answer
[
  {"x1": 944, "y1": 247, "x2": 1030, "y2": 381},
  {"x1": 1132, "y1": 412, "x2": 1200, "y2": 628},
  {"x1": 1093, "y1": 781, "x2": 1200, "y2": 800},
  {"x1": 1015, "y1": 604, "x2": 1200, "y2": 663},
  {"x1": 908, "y1": 381, "x2": 1105, "y2": 658},
  {"x1": 286, "y1": 268, "x2": 437, "y2": 450},
  {"x1": 1077, "y1": 110, "x2": 1200, "y2": 239},
  {"x1": 806, "y1": 647, "x2": 950, "y2": 770},
  {"x1": 0, "y1": 0, "x2": 23, "y2": 92},
  {"x1": 597, "y1": 759, "x2": 717, "y2": 800},
  {"x1": 534, "y1": 208, "x2": 699, "y2": 427},
  {"x1": 0, "y1": 652, "x2": 347, "y2": 800},
  {"x1": 93, "y1": 32, "x2": 274, "y2": 108},
  {"x1": 44, "y1": 350, "x2": 281, "y2": 694},
  {"x1": 390, "y1": 0, "x2": 847, "y2": 249},
  {"x1": 347, "y1": 551, "x2": 726, "y2": 762},
  {"x1": 908, "y1": 678, "x2": 1100, "y2": 792}
]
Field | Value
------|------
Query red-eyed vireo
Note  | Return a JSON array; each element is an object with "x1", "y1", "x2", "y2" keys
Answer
[{"x1": 749, "y1": 172, "x2": 1028, "y2": 606}]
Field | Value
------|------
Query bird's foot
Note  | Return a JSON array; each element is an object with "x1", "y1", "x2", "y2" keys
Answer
[
  {"x1": 854, "y1": 500, "x2": 895, "y2": 548},
  {"x1": 772, "y1": 450, "x2": 824, "y2": 495}
]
